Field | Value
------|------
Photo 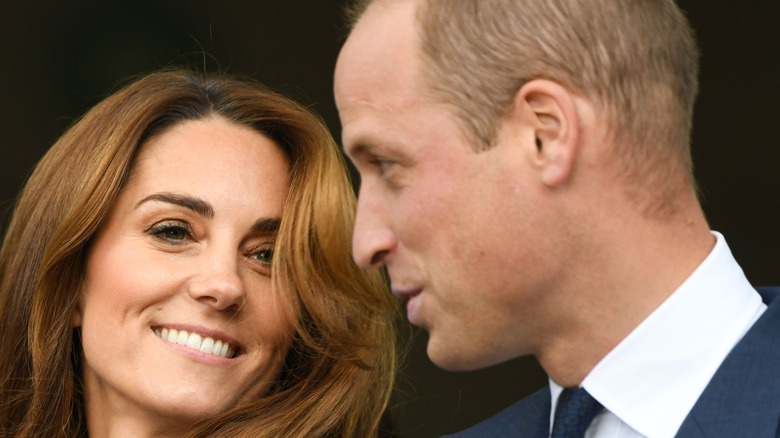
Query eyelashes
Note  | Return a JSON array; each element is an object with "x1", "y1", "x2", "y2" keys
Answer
[
  {"x1": 247, "y1": 245, "x2": 275, "y2": 266},
  {"x1": 146, "y1": 220, "x2": 192, "y2": 243},
  {"x1": 368, "y1": 156, "x2": 397, "y2": 178},
  {"x1": 145, "y1": 219, "x2": 276, "y2": 270}
]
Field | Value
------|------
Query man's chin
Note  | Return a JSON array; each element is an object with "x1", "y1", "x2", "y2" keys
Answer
[
  {"x1": 426, "y1": 335, "x2": 524, "y2": 372},
  {"x1": 426, "y1": 337, "x2": 486, "y2": 372}
]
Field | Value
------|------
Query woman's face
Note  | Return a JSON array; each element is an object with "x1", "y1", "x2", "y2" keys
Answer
[{"x1": 76, "y1": 116, "x2": 293, "y2": 435}]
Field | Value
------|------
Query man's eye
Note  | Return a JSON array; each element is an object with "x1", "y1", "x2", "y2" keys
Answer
[
  {"x1": 370, "y1": 157, "x2": 394, "y2": 173},
  {"x1": 365, "y1": 156, "x2": 407, "y2": 190},
  {"x1": 146, "y1": 221, "x2": 191, "y2": 242}
]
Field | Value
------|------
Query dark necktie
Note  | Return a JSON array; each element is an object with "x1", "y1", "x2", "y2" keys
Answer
[{"x1": 550, "y1": 387, "x2": 604, "y2": 438}]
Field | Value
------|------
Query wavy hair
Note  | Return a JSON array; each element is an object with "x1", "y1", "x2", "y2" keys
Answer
[{"x1": 0, "y1": 69, "x2": 398, "y2": 437}]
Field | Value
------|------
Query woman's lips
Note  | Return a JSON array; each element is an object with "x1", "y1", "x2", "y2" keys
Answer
[{"x1": 153, "y1": 326, "x2": 238, "y2": 358}]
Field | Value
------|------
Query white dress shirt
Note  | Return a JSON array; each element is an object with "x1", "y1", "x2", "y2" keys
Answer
[{"x1": 548, "y1": 232, "x2": 767, "y2": 438}]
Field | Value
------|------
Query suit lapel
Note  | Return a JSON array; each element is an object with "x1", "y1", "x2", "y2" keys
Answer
[
  {"x1": 443, "y1": 387, "x2": 551, "y2": 437},
  {"x1": 676, "y1": 287, "x2": 780, "y2": 437}
]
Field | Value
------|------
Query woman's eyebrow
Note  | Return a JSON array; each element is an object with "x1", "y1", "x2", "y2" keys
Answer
[
  {"x1": 135, "y1": 192, "x2": 214, "y2": 218},
  {"x1": 252, "y1": 218, "x2": 281, "y2": 235},
  {"x1": 136, "y1": 192, "x2": 282, "y2": 233}
]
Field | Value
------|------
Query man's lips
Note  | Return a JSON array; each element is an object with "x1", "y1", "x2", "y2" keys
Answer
[
  {"x1": 391, "y1": 287, "x2": 422, "y2": 301},
  {"x1": 392, "y1": 288, "x2": 424, "y2": 325}
]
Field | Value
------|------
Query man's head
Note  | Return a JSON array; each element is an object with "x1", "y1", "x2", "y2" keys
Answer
[
  {"x1": 335, "y1": 0, "x2": 701, "y2": 371},
  {"x1": 346, "y1": 0, "x2": 699, "y2": 188}
]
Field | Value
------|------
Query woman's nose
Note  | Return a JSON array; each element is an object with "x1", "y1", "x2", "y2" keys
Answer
[{"x1": 186, "y1": 251, "x2": 246, "y2": 312}]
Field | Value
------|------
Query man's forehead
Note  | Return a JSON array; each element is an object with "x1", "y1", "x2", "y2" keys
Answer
[{"x1": 334, "y1": 0, "x2": 423, "y2": 112}]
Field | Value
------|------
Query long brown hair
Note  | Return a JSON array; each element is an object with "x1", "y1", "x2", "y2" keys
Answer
[{"x1": 0, "y1": 69, "x2": 398, "y2": 437}]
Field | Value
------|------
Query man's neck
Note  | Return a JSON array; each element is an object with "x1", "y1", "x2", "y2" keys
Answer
[{"x1": 536, "y1": 193, "x2": 714, "y2": 387}]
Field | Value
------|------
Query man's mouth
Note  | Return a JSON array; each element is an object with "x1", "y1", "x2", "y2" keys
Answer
[{"x1": 153, "y1": 327, "x2": 238, "y2": 359}]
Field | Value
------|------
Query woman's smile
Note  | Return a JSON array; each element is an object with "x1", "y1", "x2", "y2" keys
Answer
[
  {"x1": 76, "y1": 116, "x2": 294, "y2": 428},
  {"x1": 153, "y1": 326, "x2": 239, "y2": 359}
]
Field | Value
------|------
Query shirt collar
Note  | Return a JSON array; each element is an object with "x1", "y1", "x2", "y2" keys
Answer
[{"x1": 554, "y1": 232, "x2": 765, "y2": 437}]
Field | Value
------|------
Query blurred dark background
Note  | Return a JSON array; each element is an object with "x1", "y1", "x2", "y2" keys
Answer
[{"x1": 0, "y1": 2, "x2": 777, "y2": 437}]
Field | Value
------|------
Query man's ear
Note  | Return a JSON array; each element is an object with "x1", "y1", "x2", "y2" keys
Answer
[{"x1": 512, "y1": 79, "x2": 581, "y2": 187}]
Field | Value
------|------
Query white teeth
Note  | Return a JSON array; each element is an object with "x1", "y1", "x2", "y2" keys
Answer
[
  {"x1": 200, "y1": 336, "x2": 214, "y2": 354},
  {"x1": 154, "y1": 328, "x2": 236, "y2": 358},
  {"x1": 186, "y1": 333, "x2": 202, "y2": 350}
]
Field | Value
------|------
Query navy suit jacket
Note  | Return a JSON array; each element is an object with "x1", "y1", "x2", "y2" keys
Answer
[{"x1": 445, "y1": 287, "x2": 780, "y2": 437}]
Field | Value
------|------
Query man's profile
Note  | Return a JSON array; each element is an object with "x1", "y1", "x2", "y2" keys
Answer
[{"x1": 334, "y1": 0, "x2": 780, "y2": 436}]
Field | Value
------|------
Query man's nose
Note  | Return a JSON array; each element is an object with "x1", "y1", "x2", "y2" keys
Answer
[{"x1": 352, "y1": 189, "x2": 397, "y2": 269}]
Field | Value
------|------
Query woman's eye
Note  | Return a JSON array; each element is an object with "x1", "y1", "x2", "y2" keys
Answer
[
  {"x1": 251, "y1": 247, "x2": 275, "y2": 265},
  {"x1": 146, "y1": 221, "x2": 191, "y2": 243}
]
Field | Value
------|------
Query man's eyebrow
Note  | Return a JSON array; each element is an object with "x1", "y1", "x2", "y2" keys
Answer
[
  {"x1": 135, "y1": 192, "x2": 214, "y2": 219},
  {"x1": 345, "y1": 140, "x2": 373, "y2": 160}
]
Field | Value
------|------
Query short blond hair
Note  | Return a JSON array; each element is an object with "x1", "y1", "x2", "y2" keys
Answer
[{"x1": 348, "y1": 0, "x2": 700, "y2": 210}]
